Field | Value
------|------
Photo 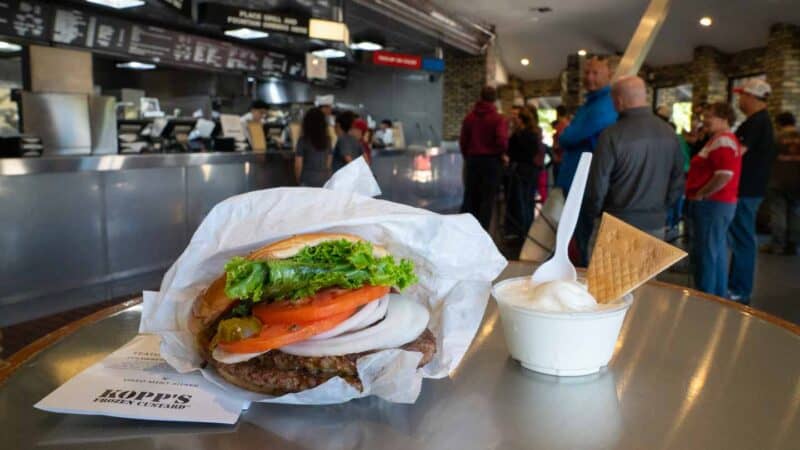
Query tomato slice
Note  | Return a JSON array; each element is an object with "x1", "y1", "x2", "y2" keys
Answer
[
  {"x1": 217, "y1": 308, "x2": 356, "y2": 354},
  {"x1": 253, "y1": 285, "x2": 390, "y2": 325}
]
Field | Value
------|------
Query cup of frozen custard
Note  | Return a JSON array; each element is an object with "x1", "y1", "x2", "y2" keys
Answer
[{"x1": 492, "y1": 276, "x2": 633, "y2": 376}]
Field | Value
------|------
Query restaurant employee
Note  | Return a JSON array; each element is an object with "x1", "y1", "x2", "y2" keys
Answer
[
  {"x1": 373, "y1": 119, "x2": 394, "y2": 148},
  {"x1": 241, "y1": 100, "x2": 270, "y2": 147}
]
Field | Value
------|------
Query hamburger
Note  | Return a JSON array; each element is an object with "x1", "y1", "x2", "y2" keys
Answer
[{"x1": 189, "y1": 233, "x2": 436, "y2": 395}]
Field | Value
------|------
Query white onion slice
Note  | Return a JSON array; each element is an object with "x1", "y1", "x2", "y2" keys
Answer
[
  {"x1": 211, "y1": 296, "x2": 389, "y2": 364},
  {"x1": 213, "y1": 346, "x2": 265, "y2": 364},
  {"x1": 310, "y1": 295, "x2": 389, "y2": 340},
  {"x1": 279, "y1": 295, "x2": 429, "y2": 357}
]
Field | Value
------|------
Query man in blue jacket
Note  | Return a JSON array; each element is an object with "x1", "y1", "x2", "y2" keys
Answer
[{"x1": 558, "y1": 56, "x2": 618, "y2": 264}]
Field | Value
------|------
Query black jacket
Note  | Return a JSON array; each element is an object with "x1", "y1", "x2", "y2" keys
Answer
[
  {"x1": 586, "y1": 107, "x2": 686, "y2": 231},
  {"x1": 508, "y1": 128, "x2": 542, "y2": 170},
  {"x1": 736, "y1": 109, "x2": 776, "y2": 197}
]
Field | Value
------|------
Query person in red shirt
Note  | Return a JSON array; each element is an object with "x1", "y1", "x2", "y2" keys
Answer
[
  {"x1": 350, "y1": 118, "x2": 372, "y2": 164},
  {"x1": 686, "y1": 102, "x2": 743, "y2": 297},
  {"x1": 459, "y1": 86, "x2": 509, "y2": 230}
]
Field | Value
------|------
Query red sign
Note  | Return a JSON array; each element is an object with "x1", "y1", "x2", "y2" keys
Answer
[{"x1": 372, "y1": 51, "x2": 422, "y2": 70}]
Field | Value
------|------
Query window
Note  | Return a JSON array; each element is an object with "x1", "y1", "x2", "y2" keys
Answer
[
  {"x1": 528, "y1": 96, "x2": 561, "y2": 147},
  {"x1": 654, "y1": 84, "x2": 692, "y2": 134}
]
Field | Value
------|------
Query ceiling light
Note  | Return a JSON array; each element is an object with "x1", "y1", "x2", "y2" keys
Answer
[
  {"x1": 0, "y1": 41, "x2": 21, "y2": 52},
  {"x1": 86, "y1": 0, "x2": 145, "y2": 9},
  {"x1": 225, "y1": 28, "x2": 269, "y2": 40},
  {"x1": 430, "y1": 11, "x2": 458, "y2": 28},
  {"x1": 350, "y1": 41, "x2": 383, "y2": 51},
  {"x1": 312, "y1": 48, "x2": 346, "y2": 59},
  {"x1": 247, "y1": 76, "x2": 255, "y2": 82},
  {"x1": 117, "y1": 61, "x2": 156, "y2": 70},
  {"x1": 578, "y1": 49, "x2": 587, "y2": 56},
  {"x1": 699, "y1": 17, "x2": 712, "y2": 27},
  {"x1": 520, "y1": 58, "x2": 530, "y2": 66}
]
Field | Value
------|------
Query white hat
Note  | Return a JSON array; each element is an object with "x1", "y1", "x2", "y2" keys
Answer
[
  {"x1": 734, "y1": 78, "x2": 771, "y2": 100},
  {"x1": 315, "y1": 94, "x2": 334, "y2": 107}
]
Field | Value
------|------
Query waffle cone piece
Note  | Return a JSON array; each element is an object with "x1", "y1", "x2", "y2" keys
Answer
[{"x1": 587, "y1": 213, "x2": 687, "y2": 303}]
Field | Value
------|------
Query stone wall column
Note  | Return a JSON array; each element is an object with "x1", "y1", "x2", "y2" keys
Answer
[
  {"x1": 766, "y1": 23, "x2": 800, "y2": 119},
  {"x1": 442, "y1": 49, "x2": 487, "y2": 140},
  {"x1": 561, "y1": 54, "x2": 583, "y2": 111},
  {"x1": 690, "y1": 46, "x2": 727, "y2": 107}
]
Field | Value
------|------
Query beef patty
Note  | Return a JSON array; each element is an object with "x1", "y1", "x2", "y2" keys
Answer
[{"x1": 211, "y1": 329, "x2": 436, "y2": 396}]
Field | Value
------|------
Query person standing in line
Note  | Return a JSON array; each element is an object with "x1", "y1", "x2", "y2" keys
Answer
[
  {"x1": 728, "y1": 79, "x2": 777, "y2": 304},
  {"x1": 686, "y1": 103, "x2": 743, "y2": 297},
  {"x1": 551, "y1": 104, "x2": 571, "y2": 182},
  {"x1": 656, "y1": 104, "x2": 692, "y2": 239},
  {"x1": 331, "y1": 111, "x2": 363, "y2": 172},
  {"x1": 459, "y1": 86, "x2": 509, "y2": 230},
  {"x1": 557, "y1": 56, "x2": 619, "y2": 265},
  {"x1": 350, "y1": 118, "x2": 372, "y2": 164},
  {"x1": 584, "y1": 76, "x2": 685, "y2": 246},
  {"x1": 294, "y1": 107, "x2": 332, "y2": 187},
  {"x1": 762, "y1": 111, "x2": 800, "y2": 255},
  {"x1": 507, "y1": 107, "x2": 543, "y2": 237}
]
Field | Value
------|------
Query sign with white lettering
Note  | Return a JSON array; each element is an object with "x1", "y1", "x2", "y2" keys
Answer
[
  {"x1": 198, "y1": 3, "x2": 309, "y2": 37},
  {"x1": 372, "y1": 50, "x2": 422, "y2": 70}
]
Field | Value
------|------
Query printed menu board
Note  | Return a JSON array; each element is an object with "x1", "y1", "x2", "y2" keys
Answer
[
  {"x1": 0, "y1": 0, "x2": 349, "y2": 86},
  {"x1": 0, "y1": 0, "x2": 52, "y2": 42},
  {"x1": 128, "y1": 25, "x2": 175, "y2": 61},
  {"x1": 53, "y1": 8, "x2": 129, "y2": 54}
]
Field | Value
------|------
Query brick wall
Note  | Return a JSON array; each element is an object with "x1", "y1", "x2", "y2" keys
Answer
[
  {"x1": 522, "y1": 77, "x2": 561, "y2": 99},
  {"x1": 441, "y1": 23, "x2": 800, "y2": 138},
  {"x1": 727, "y1": 47, "x2": 766, "y2": 78},
  {"x1": 442, "y1": 48, "x2": 487, "y2": 140},
  {"x1": 691, "y1": 46, "x2": 728, "y2": 105},
  {"x1": 766, "y1": 23, "x2": 800, "y2": 119}
]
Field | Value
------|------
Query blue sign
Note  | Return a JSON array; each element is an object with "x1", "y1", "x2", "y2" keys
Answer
[{"x1": 422, "y1": 57, "x2": 445, "y2": 73}]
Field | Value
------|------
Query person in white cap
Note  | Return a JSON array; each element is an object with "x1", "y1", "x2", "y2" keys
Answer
[{"x1": 727, "y1": 78, "x2": 777, "y2": 305}]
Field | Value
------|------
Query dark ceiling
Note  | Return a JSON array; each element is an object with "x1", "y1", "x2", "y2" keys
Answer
[{"x1": 56, "y1": 0, "x2": 442, "y2": 59}]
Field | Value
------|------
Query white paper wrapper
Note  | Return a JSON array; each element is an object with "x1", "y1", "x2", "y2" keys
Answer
[{"x1": 139, "y1": 158, "x2": 507, "y2": 404}]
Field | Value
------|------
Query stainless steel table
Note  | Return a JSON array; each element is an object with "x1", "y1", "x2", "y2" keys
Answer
[{"x1": 2, "y1": 262, "x2": 798, "y2": 450}]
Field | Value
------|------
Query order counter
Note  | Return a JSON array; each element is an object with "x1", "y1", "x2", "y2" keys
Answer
[{"x1": 0, "y1": 152, "x2": 295, "y2": 325}]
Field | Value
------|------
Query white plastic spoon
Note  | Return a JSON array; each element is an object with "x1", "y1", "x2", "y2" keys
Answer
[{"x1": 531, "y1": 152, "x2": 593, "y2": 284}]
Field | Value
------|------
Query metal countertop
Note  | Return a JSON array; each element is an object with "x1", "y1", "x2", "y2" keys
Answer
[
  {"x1": 1, "y1": 262, "x2": 798, "y2": 449},
  {"x1": 0, "y1": 151, "x2": 294, "y2": 176}
]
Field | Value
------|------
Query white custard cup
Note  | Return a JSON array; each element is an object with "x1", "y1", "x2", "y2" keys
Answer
[{"x1": 492, "y1": 276, "x2": 633, "y2": 376}]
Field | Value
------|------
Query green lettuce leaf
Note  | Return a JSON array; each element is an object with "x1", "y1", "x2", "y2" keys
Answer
[{"x1": 223, "y1": 240, "x2": 417, "y2": 306}]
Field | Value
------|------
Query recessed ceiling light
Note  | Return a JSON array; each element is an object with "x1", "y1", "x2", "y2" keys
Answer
[
  {"x1": 86, "y1": 0, "x2": 144, "y2": 9},
  {"x1": 578, "y1": 49, "x2": 587, "y2": 56},
  {"x1": 116, "y1": 61, "x2": 156, "y2": 70},
  {"x1": 350, "y1": 41, "x2": 383, "y2": 51},
  {"x1": 520, "y1": 58, "x2": 530, "y2": 66},
  {"x1": 225, "y1": 28, "x2": 269, "y2": 40},
  {"x1": 0, "y1": 41, "x2": 22, "y2": 52},
  {"x1": 312, "y1": 48, "x2": 346, "y2": 59},
  {"x1": 699, "y1": 16, "x2": 712, "y2": 27}
]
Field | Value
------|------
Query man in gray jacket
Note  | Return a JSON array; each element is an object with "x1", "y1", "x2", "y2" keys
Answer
[{"x1": 584, "y1": 76, "x2": 686, "y2": 243}]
